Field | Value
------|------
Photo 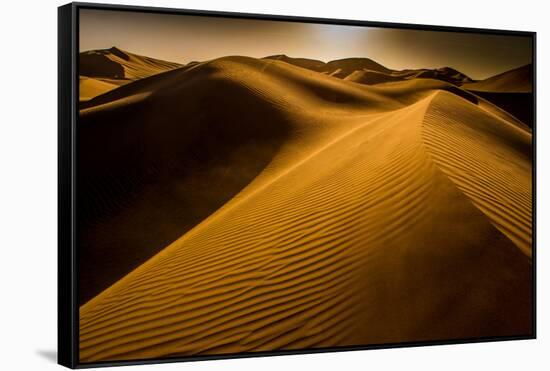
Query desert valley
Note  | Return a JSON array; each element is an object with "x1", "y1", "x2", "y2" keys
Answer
[{"x1": 77, "y1": 46, "x2": 533, "y2": 362}]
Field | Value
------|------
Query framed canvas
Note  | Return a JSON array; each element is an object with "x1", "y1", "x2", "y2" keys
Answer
[{"x1": 58, "y1": 2, "x2": 536, "y2": 368}]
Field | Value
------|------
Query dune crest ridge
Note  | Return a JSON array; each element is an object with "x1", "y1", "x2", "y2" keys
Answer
[
  {"x1": 421, "y1": 91, "x2": 532, "y2": 257},
  {"x1": 78, "y1": 55, "x2": 532, "y2": 362}
]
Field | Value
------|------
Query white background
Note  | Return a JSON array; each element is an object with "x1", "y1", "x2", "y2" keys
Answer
[{"x1": 0, "y1": 0, "x2": 547, "y2": 369}]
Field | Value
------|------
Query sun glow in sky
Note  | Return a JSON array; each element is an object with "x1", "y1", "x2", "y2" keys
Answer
[{"x1": 80, "y1": 8, "x2": 532, "y2": 79}]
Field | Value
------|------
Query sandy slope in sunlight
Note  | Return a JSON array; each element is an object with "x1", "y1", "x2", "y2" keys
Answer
[
  {"x1": 79, "y1": 47, "x2": 181, "y2": 101},
  {"x1": 77, "y1": 55, "x2": 533, "y2": 362}
]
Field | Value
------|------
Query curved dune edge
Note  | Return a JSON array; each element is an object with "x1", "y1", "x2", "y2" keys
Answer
[
  {"x1": 79, "y1": 90, "x2": 532, "y2": 363},
  {"x1": 79, "y1": 77, "x2": 122, "y2": 101},
  {"x1": 80, "y1": 47, "x2": 182, "y2": 81},
  {"x1": 421, "y1": 91, "x2": 532, "y2": 258},
  {"x1": 461, "y1": 64, "x2": 532, "y2": 93},
  {"x1": 76, "y1": 56, "x2": 453, "y2": 304}
]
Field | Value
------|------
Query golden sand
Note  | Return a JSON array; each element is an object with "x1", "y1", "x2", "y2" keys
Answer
[{"x1": 78, "y1": 55, "x2": 532, "y2": 362}]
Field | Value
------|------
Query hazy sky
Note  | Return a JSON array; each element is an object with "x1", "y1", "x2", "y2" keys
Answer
[{"x1": 80, "y1": 9, "x2": 532, "y2": 80}]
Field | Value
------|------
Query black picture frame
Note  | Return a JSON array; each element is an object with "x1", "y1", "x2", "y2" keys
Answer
[{"x1": 58, "y1": 2, "x2": 537, "y2": 368}]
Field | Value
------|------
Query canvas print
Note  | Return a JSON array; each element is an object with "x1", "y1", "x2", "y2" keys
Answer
[{"x1": 77, "y1": 8, "x2": 533, "y2": 363}]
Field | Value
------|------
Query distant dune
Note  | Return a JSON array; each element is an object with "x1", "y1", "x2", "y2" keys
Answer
[
  {"x1": 78, "y1": 54, "x2": 532, "y2": 362},
  {"x1": 79, "y1": 76, "x2": 130, "y2": 101},
  {"x1": 344, "y1": 70, "x2": 405, "y2": 84},
  {"x1": 263, "y1": 55, "x2": 391, "y2": 77},
  {"x1": 264, "y1": 55, "x2": 327, "y2": 72},
  {"x1": 263, "y1": 55, "x2": 472, "y2": 85},
  {"x1": 463, "y1": 64, "x2": 532, "y2": 93},
  {"x1": 79, "y1": 47, "x2": 181, "y2": 101},
  {"x1": 326, "y1": 57, "x2": 393, "y2": 77},
  {"x1": 462, "y1": 64, "x2": 533, "y2": 127}
]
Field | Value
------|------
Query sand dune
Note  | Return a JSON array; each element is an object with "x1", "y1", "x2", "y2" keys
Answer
[
  {"x1": 78, "y1": 55, "x2": 532, "y2": 362},
  {"x1": 463, "y1": 64, "x2": 532, "y2": 93},
  {"x1": 79, "y1": 76, "x2": 131, "y2": 101},
  {"x1": 79, "y1": 76, "x2": 118, "y2": 101},
  {"x1": 264, "y1": 55, "x2": 327, "y2": 72},
  {"x1": 77, "y1": 57, "x2": 447, "y2": 304},
  {"x1": 344, "y1": 70, "x2": 405, "y2": 85},
  {"x1": 460, "y1": 65, "x2": 534, "y2": 127},
  {"x1": 325, "y1": 57, "x2": 392, "y2": 77},
  {"x1": 79, "y1": 47, "x2": 182, "y2": 101},
  {"x1": 342, "y1": 67, "x2": 472, "y2": 87},
  {"x1": 414, "y1": 67, "x2": 472, "y2": 84},
  {"x1": 263, "y1": 55, "x2": 391, "y2": 77},
  {"x1": 422, "y1": 91, "x2": 532, "y2": 256},
  {"x1": 263, "y1": 55, "x2": 475, "y2": 87},
  {"x1": 80, "y1": 46, "x2": 182, "y2": 79}
]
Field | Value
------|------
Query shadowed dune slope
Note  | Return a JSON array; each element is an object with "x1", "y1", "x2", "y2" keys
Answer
[
  {"x1": 78, "y1": 57, "x2": 294, "y2": 305},
  {"x1": 469, "y1": 91, "x2": 533, "y2": 128},
  {"x1": 78, "y1": 57, "x2": 532, "y2": 362},
  {"x1": 78, "y1": 56, "x2": 457, "y2": 305},
  {"x1": 463, "y1": 64, "x2": 532, "y2": 93},
  {"x1": 412, "y1": 67, "x2": 473, "y2": 85},
  {"x1": 461, "y1": 64, "x2": 533, "y2": 126},
  {"x1": 422, "y1": 91, "x2": 532, "y2": 257}
]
